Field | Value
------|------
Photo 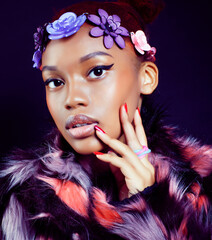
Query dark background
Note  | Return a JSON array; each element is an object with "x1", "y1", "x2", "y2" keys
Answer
[{"x1": 0, "y1": 0, "x2": 211, "y2": 157}]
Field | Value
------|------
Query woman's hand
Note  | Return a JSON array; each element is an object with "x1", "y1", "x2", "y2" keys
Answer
[{"x1": 94, "y1": 104, "x2": 155, "y2": 200}]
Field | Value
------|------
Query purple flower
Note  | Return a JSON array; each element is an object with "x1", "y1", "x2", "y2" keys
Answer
[
  {"x1": 46, "y1": 12, "x2": 86, "y2": 40},
  {"x1": 33, "y1": 27, "x2": 44, "y2": 50},
  {"x1": 88, "y1": 9, "x2": 129, "y2": 49},
  {"x1": 32, "y1": 49, "x2": 42, "y2": 69},
  {"x1": 32, "y1": 26, "x2": 47, "y2": 69},
  {"x1": 32, "y1": 24, "x2": 49, "y2": 69}
]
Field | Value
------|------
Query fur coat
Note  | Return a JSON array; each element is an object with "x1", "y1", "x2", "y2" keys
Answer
[{"x1": 0, "y1": 103, "x2": 212, "y2": 240}]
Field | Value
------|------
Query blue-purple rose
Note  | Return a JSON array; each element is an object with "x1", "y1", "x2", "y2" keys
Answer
[
  {"x1": 88, "y1": 9, "x2": 129, "y2": 49},
  {"x1": 33, "y1": 12, "x2": 87, "y2": 68},
  {"x1": 46, "y1": 12, "x2": 86, "y2": 40}
]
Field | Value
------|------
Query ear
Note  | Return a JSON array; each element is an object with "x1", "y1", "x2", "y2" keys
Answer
[{"x1": 138, "y1": 62, "x2": 158, "y2": 95}]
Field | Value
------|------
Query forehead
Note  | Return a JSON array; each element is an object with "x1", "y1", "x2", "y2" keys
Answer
[{"x1": 42, "y1": 23, "x2": 137, "y2": 67}]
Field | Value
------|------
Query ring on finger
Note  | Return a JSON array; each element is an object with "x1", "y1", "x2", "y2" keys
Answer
[{"x1": 134, "y1": 146, "x2": 151, "y2": 159}]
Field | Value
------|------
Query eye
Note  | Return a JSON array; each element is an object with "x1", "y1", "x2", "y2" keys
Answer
[
  {"x1": 44, "y1": 79, "x2": 64, "y2": 89},
  {"x1": 88, "y1": 64, "x2": 114, "y2": 79}
]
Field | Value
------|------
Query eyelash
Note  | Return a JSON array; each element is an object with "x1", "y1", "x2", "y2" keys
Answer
[
  {"x1": 87, "y1": 64, "x2": 114, "y2": 79},
  {"x1": 44, "y1": 78, "x2": 64, "y2": 89},
  {"x1": 44, "y1": 64, "x2": 114, "y2": 88}
]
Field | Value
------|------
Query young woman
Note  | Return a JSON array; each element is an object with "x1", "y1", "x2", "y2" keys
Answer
[{"x1": 0, "y1": 0, "x2": 211, "y2": 239}]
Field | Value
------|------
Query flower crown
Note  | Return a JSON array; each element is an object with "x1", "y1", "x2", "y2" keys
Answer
[{"x1": 33, "y1": 9, "x2": 156, "y2": 69}]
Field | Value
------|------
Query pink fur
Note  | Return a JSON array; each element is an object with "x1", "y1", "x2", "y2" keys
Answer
[
  {"x1": 92, "y1": 188, "x2": 123, "y2": 228},
  {"x1": 38, "y1": 176, "x2": 89, "y2": 217}
]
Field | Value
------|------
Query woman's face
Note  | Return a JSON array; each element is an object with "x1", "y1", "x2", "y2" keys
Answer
[{"x1": 42, "y1": 23, "x2": 143, "y2": 154}]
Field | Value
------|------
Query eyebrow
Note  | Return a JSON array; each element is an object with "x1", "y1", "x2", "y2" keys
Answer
[
  {"x1": 80, "y1": 51, "x2": 113, "y2": 63},
  {"x1": 42, "y1": 51, "x2": 113, "y2": 72},
  {"x1": 42, "y1": 66, "x2": 58, "y2": 72}
]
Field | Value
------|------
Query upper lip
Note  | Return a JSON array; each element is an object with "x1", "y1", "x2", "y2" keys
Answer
[{"x1": 65, "y1": 114, "x2": 98, "y2": 129}]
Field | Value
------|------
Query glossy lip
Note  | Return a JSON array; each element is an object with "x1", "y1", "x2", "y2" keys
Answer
[{"x1": 65, "y1": 114, "x2": 98, "y2": 139}]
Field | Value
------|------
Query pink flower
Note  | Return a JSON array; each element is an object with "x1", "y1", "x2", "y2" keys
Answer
[{"x1": 130, "y1": 30, "x2": 152, "y2": 55}]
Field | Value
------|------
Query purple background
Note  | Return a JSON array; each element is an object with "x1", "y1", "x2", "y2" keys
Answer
[{"x1": 0, "y1": 0, "x2": 211, "y2": 156}]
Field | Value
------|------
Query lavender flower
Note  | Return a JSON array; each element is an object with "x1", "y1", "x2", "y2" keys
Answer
[
  {"x1": 34, "y1": 27, "x2": 44, "y2": 50},
  {"x1": 88, "y1": 9, "x2": 129, "y2": 49},
  {"x1": 46, "y1": 12, "x2": 86, "y2": 40},
  {"x1": 32, "y1": 49, "x2": 42, "y2": 69},
  {"x1": 32, "y1": 25, "x2": 49, "y2": 69}
]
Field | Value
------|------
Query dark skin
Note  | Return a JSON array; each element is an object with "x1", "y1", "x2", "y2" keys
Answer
[{"x1": 42, "y1": 23, "x2": 158, "y2": 200}]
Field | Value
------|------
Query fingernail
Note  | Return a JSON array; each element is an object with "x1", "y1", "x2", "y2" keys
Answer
[
  {"x1": 93, "y1": 151, "x2": 104, "y2": 155},
  {"x1": 124, "y1": 103, "x2": 128, "y2": 113},
  {"x1": 137, "y1": 107, "x2": 141, "y2": 116},
  {"x1": 94, "y1": 125, "x2": 105, "y2": 134}
]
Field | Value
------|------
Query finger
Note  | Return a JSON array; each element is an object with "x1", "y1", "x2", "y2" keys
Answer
[
  {"x1": 94, "y1": 153, "x2": 142, "y2": 182},
  {"x1": 120, "y1": 104, "x2": 141, "y2": 150},
  {"x1": 107, "y1": 151, "x2": 120, "y2": 175},
  {"x1": 95, "y1": 128, "x2": 141, "y2": 165},
  {"x1": 95, "y1": 126, "x2": 153, "y2": 172},
  {"x1": 95, "y1": 153, "x2": 154, "y2": 194},
  {"x1": 134, "y1": 108, "x2": 148, "y2": 147},
  {"x1": 94, "y1": 152, "x2": 130, "y2": 172},
  {"x1": 107, "y1": 151, "x2": 144, "y2": 193},
  {"x1": 133, "y1": 109, "x2": 154, "y2": 171}
]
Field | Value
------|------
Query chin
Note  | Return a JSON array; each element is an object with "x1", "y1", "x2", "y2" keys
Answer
[{"x1": 67, "y1": 137, "x2": 105, "y2": 155}]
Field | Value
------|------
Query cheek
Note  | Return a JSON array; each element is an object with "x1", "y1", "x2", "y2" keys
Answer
[
  {"x1": 46, "y1": 94, "x2": 64, "y2": 127},
  {"x1": 126, "y1": 83, "x2": 141, "y2": 121},
  {"x1": 89, "y1": 84, "x2": 121, "y2": 137},
  {"x1": 46, "y1": 96, "x2": 55, "y2": 119},
  {"x1": 92, "y1": 71, "x2": 140, "y2": 139},
  {"x1": 113, "y1": 69, "x2": 140, "y2": 117}
]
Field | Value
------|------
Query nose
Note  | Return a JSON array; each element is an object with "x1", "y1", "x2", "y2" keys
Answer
[{"x1": 64, "y1": 79, "x2": 89, "y2": 110}]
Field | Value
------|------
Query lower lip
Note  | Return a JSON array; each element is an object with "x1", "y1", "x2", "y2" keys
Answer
[{"x1": 67, "y1": 123, "x2": 97, "y2": 139}]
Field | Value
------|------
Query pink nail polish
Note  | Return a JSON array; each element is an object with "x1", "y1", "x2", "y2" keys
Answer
[
  {"x1": 124, "y1": 103, "x2": 128, "y2": 113},
  {"x1": 94, "y1": 125, "x2": 105, "y2": 134},
  {"x1": 93, "y1": 151, "x2": 104, "y2": 155}
]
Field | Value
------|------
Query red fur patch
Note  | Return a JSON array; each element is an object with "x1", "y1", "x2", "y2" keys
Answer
[
  {"x1": 38, "y1": 176, "x2": 88, "y2": 217},
  {"x1": 186, "y1": 182, "x2": 201, "y2": 209},
  {"x1": 178, "y1": 138, "x2": 212, "y2": 177},
  {"x1": 197, "y1": 195, "x2": 209, "y2": 214},
  {"x1": 178, "y1": 217, "x2": 188, "y2": 237},
  {"x1": 92, "y1": 188, "x2": 123, "y2": 228},
  {"x1": 190, "y1": 182, "x2": 201, "y2": 196},
  {"x1": 186, "y1": 182, "x2": 209, "y2": 214}
]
